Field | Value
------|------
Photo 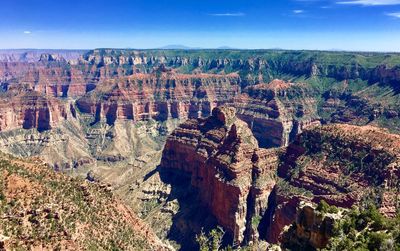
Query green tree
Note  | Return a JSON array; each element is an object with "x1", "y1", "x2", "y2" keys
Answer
[{"x1": 196, "y1": 227, "x2": 225, "y2": 251}]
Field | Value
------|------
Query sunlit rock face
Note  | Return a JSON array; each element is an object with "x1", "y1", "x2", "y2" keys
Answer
[
  {"x1": 160, "y1": 106, "x2": 279, "y2": 243},
  {"x1": 265, "y1": 124, "x2": 400, "y2": 243}
]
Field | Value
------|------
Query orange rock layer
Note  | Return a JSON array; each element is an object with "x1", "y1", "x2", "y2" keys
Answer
[{"x1": 160, "y1": 106, "x2": 279, "y2": 243}]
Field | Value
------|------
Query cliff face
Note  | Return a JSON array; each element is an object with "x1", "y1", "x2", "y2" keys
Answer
[
  {"x1": 74, "y1": 49, "x2": 400, "y2": 89},
  {"x1": 160, "y1": 106, "x2": 279, "y2": 243},
  {"x1": 0, "y1": 91, "x2": 69, "y2": 132},
  {"x1": 75, "y1": 74, "x2": 318, "y2": 148},
  {"x1": 75, "y1": 71, "x2": 241, "y2": 124},
  {"x1": 265, "y1": 124, "x2": 400, "y2": 243},
  {"x1": 281, "y1": 203, "x2": 337, "y2": 250},
  {"x1": 0, "y1": 56, "x2": 319, "y2": 152},
  {"x1": 232, "y1": 79, "x2": 320, "y2": 148},
  {"x1": 159, "y1": 109, "x2": 400, "y2": 247}
]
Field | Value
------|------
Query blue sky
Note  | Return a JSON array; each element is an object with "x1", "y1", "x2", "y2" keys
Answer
[{"x1": 1, "y1": 0, "x2": 400, "y2": 51}]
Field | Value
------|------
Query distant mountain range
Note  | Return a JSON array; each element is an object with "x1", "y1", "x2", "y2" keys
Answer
[{"x1": 157, "y1": 44, "x2": 237, "y2": 50}]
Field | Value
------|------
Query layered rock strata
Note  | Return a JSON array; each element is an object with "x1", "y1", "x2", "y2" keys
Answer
[
  {"x1": 160, "y1": 106, "x2": 279, "y2": 243},
  {"x1": 75, "y1": 71, "x2": 241, "y2": 124},
  {"x1": 2, "y1": 49, "x2": 399, "y2": 151},
  {"x1": 0, "y1": 91, "x2": 68, "y2": 132},
  {"x1": 160, "y1": 108, "x2": 400, "y2": 246},
  {"x1": 265, "y1": 124, "x2": 400, "y2": 243},
  {"x1": 281, "y1": 203, "x2": 337, "y2": 250}
]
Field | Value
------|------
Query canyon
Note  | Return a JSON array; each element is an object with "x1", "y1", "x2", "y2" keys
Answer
[{"x1": 0, "y1": 49, "x2": 399, "y2": 250}]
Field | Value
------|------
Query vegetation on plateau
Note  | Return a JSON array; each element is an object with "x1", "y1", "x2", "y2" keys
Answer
[
  {"x1": 0, "y1": 153, "x2": 153, "y2": 250},
  {"x1": 324, "y1": 204, "x2": 400, "y2": 251}
]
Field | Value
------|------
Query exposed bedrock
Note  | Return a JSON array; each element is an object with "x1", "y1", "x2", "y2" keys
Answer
[
  {"x1": 0, "y1": 91, "x2": 68, "y2": 132},
  {"x1": 264, "y1": 124, "x2": 400, "y2": 243},
  {"x1": 160, "y1": 106, "x2": 280, "y2": 243},
  {"x1": 74, "y1": 71, "x2": 240, "y2": 125},
  {"x1": 160, "y1": 109, "x2": 400, "y2": 246},
  {"x1": 280, "y1": 203, "x2": 336, "y2": 250},
  {"x1": 1, "y1": 50, "x2": 400, "y2": 249},
  {"x1": 74, "y1": 49, "x2": 400, "y2": 89},
  {"x1": 2, "y1": 49, "x2": 399, "y2": 150},
  {"x1": 74, "y1": 75, "x2": 320, "y2": 149}
]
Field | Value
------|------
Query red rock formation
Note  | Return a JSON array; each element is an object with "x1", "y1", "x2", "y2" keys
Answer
[
  {"x1": 76, "y1": 71, "x2": 241, "y2": 124},
  {"x1": 265, "y1": 124, "x2": 400, "y2": 243},
  {"x1": 0, "y1": 91, "x2": 68, "y2": 131},
  {"x1": 228, "y1": 80, "x2": 320, "y2": 147},
  {"x1": 74, "y1": 76, "x2": 319, "y2": 148},
  {"x1": 1, "y1": 50, "x2": 400, "y2": 249},
  {"x1": 0, "y1": 53, "x2": 320, "y2": 149},
  {"x1": 160, "y1": 106, "x2": 279, "y2": 243},
  {"x1": 281, "y1": 203, "x2": 336, "y2": 249}
]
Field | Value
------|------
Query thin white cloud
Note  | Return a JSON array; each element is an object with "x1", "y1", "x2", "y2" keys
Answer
[
  {"x1": 293, "y1": 9, "x2": 305, "y2": 13},
  {"x1": 209, "y1": 12, "x2": 245, "y2": 17},
  {"x1": 387, "y1": 12, "x2": 400, "y2": 17},
  {"x1": 23, "y1": 31, "x2": 32, "y2": 34},
  {"x1": 337, "y1": 0, "x2": 400, "y2": 6}
]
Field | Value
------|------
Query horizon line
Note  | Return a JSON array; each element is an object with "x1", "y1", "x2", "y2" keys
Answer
[{"x1": 1, "y1": 47, "x2": 400, "y2": 54}]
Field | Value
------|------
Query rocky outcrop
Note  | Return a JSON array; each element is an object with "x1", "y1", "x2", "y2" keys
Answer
[
  {"x1": 159, "y1": 110, "x2": 400, "y2": 246},
  {"x1": 1, "y1": 49, "x2": 399, "y2": 146},
  {"x1": 281, "y1": 203, "x2": 337, "y2": 250},
  {"x1": 160, "y1": 106, "x2": 279, "y2": 243},
  {"x1": 0, "y1": 91, "x2": 68, "y2": 132},
  {"x1": 0, "y1": 63, "x2": 320, "y2": 151},
  {"x1": 75, "y1": 71, "x2": 241, "y2": 124},
  {"x1": 264, "y1": 124, "x2": 400, "y2": 244},
  {"x1": 75, "y1": 49, "x2": 400, "y2": 89},
  {"x1": 1, "y1": 49, "x2": 400, "y2": 249},
  {"x1": 75, "y1": 76, "x2": 319, "y2": 149},
  {"x1": 3, "y1": 49, "x2": 400, "y2": 90},
  {"x1": 2, "y1": 64, "x2": 92, "y2": 98},
  {"x1": 231, "y1": 79, "x2": 320, "y2": 147}
]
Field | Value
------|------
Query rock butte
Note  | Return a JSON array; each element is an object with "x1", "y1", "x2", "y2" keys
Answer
[{"x1": 161, "y1": 106, "x2": 279, "y2": 243}]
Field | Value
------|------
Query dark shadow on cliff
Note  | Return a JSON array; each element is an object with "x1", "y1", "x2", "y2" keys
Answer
[
  {"x1": 258, "y1": 186, "x2": 277, "y2": 241},
  {"x1": 157, "y1": 166, "x2": 219, "y2": 251}
]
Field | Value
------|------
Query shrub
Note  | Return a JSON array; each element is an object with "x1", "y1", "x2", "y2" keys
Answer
[
  {"x1": 196, "y1": 227, "x2": 225, "y2": 251},
  {"x1": 367, "y1": 232, "x2": 390, "y2": 251},
  {"x1": 316, "y1": 200, "x2": 339, "y2": 214},
  {"x1": 326, "y1": 204, "x2": 399, "y2": 251}
]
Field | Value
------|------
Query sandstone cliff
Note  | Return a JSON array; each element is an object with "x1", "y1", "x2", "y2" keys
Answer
[
  {"x1": 264, "y1": 124, "x2": 400, "y2": 243},
  {"x1": 160, "y1": 106, "x2": 279, "y2": 243},
  {"x1": 76, "y1": 70, "x2": 241, "y2": 124},
  {"x1": 0, "y1": 91, "x2": 69, "y2": 132},
  {"x1": 281, "y1": 203, "x2": 337, "y2": 250},
  {"x1": 1, "y1": 49, "x2": 399, "y2": 149}
]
